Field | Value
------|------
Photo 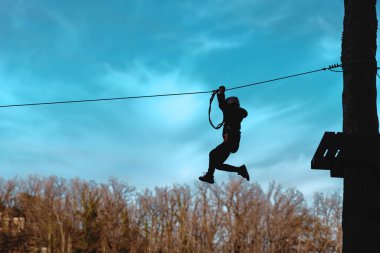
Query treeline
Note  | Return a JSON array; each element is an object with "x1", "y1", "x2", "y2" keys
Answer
[{"x1": 0, "y1": 176, "x2": 342, "y2": 253}]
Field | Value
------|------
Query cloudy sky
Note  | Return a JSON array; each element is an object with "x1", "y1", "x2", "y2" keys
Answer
[{"x1": 1, "y1": 0, "x2": 377, "y2": 199}]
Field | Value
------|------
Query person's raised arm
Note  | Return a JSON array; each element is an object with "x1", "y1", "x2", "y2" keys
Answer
[{"x1": 217, "y1": 85, "x2": 227, "y2": 111}]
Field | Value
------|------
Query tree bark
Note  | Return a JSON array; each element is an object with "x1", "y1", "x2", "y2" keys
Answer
[{"x1": 341, "y1": 0, "x2": 380, "y2": 252}]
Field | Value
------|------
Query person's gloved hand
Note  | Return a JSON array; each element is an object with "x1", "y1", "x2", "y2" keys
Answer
[{"x1": 218, "y1": 86, "x2": 226, "y2": 94}]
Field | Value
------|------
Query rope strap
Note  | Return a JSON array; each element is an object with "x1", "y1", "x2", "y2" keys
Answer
[{"x1": 208, "y1": 91, "x2": 224, "y2": 130}]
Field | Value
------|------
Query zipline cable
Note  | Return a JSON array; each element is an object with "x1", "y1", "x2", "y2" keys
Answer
[
  {"x1": 0, "y1": 91, "x2": 211, "y2": 108},
  {"x1": 225, "y1": 64, "x2": 341, "y2": 91},
  {"x1": 0, "y1": 63, "x2": 342, "y2": 109}
]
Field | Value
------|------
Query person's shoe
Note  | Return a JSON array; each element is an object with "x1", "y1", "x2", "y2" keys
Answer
[
  {"x1": 199, "y1": 172, "x2": 214, "y2": 184},
  {"x1": 238, "y1": 165, "x2": 250, "y2": 181}
]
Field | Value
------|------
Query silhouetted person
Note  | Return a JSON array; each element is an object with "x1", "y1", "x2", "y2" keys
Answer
[{"x1": 199, "y1": 86, "x2": 250, "y2": 184}]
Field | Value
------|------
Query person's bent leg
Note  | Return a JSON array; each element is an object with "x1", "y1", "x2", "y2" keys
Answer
[
  {"x1": 218, "y1": 132, "x2": 250, "y2": 180},
  {"x1": 199, "y1": 142, "x2": 230, "y2": 184},
  {"x1": 208, "y1": 142, "x2": 230, "y2": 175},
  {"x1": 218, "y1": 163, "x2": 239, "y2": 172}
]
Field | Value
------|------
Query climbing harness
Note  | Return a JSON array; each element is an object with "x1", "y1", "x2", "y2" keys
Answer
[{"x1": 208, "y1": 90, "x2": 224, "y2": 129}]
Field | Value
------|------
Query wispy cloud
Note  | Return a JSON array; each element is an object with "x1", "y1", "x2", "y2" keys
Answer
[
  {"x1": 38, "y1": 5, "x2": 82, "y2": 54},
  {"x1": 0, "y1": 0, "x2": 31, "y2": 29},
  {"x1": 316, "y1": 36, "x2": 341, "y2": 61},
  {"x1": 99, "y1": 62, "x2": 206, "y2": 128},
  {"x1": 186, "y1": 34, "x2": 245, "y2": 55}
]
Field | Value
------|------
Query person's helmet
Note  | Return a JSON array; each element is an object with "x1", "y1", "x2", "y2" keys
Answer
[{"x1": 226, "y1": 96, "x2": 240, "y2": 107}]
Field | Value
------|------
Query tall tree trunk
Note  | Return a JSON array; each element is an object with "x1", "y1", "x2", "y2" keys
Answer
[{"x1": 341, "y1": 0, "x2": 380, "y2": 252}]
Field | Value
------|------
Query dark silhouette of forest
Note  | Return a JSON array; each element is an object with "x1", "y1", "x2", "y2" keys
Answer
[{"x1": 0, "y1": 176, "x2": 342, "y2": 253}]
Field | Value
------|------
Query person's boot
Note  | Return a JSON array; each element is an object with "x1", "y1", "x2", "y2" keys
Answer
[
  {"x1": 238, "y1": 165, "x2": 250, "y2": 181},
  {"x1": 199, "y1": 172, "x2": 214, "y2": 184}
]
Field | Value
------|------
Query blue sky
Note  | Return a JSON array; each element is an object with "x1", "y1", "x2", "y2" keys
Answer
[{"x1": 1, "y1": 0, "x2": 377, "y2": 199}]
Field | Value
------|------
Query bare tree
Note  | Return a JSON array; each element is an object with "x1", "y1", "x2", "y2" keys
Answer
[{"x1": 0, "y1": 176, "x2": 343, "y2": 253}]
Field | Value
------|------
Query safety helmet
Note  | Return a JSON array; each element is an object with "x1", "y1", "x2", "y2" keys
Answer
[{"x1": 226, "y1": 96, "x2": 240, "y2": 107}]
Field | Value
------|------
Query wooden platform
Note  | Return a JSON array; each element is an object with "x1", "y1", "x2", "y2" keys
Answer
[{"x1": 311, "y1": 132, "x2": 380, "y2": 178}]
